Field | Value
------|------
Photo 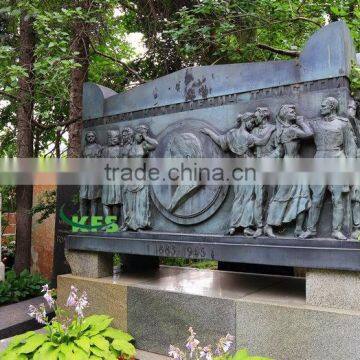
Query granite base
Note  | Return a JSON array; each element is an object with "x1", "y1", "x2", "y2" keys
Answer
[{"x1": 57, "y1": 266, "x2": 360, "y2": 360}]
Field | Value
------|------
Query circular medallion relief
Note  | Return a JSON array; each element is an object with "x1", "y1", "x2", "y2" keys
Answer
[{"x1": 150, "y1": 119, "x2": 228, "y2": 225}]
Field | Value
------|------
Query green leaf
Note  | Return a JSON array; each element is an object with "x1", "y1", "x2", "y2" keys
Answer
[
  {"x1": 59, "y1": 343, "x2": 74, "y2": 359},
  {"x1": 112, "y1": 339, "x2": 136, "y2": 357},
  {"x1": 101, "y1": 327, "x2": 133, "y2": 341},
  {"x1": 233, "y1": 349, "x2": 250, "y2": 360},
  {"x1": 18, "y1": 333, "x2": 47, "y2": 354},
  {"x1": 0, "y1": 352, "x2": 26, "y2": 360},
  {"x1": 73, "y1": 345, "x2": 89, "y2": 360},
  {"x1": 83, "y1": 315, "x2": 113, "y2": 336},
  {"x1": 5, "y1": 331, "x2": 35, "y2": 350},
  {"x1": 90, "y1": 335, "x2": 109, "y2": 351},
  {"x1": 33, "y1": 343, "x2": 59, "y2": 360},
  {"x1": 75, "y1": 336, "x2": 91, "y2": 353},
  {"x1": 90, "y1": 345, "x2": 105, "y2": 357}
]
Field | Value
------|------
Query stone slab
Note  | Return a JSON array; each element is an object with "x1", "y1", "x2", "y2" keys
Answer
[
  {"x1": 65, "y1": 249, "x2": 113, "y2": 278},
  {"x1": 136, "y1": 349, "x2": 169, "y2": 360},
  {"x1": 0, "y1": 297, "x2": 53, "y2": 340},
  {"x1": 56, "y1": 267, "x2": 360, "y2": 359},
  {"x1": 236, "y1": 300, "x2": 360, "y2": 360},
  {"x1": 66, "y1": 233, "x2": 360, "y2": 271},
  {"x1": 127, "y1": 286, "x2": 236, "y2": 355},
  {"x1": 57, "y1": 274, "x2": 127, "y2": 330},
  {"x1": 306, "y1": 269, "x2": 360, "y2": 311}
]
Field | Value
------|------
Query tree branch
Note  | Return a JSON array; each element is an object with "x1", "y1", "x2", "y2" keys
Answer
[
  {"x1": 256, "y1": 43, "x2": 300, "y2": 57},
  {"x1": 31, "y1": 116, "x2": 81, "y2": 130},
  {"x1": 290, "y1": 17, "x2": 322, "y2": 28},
  {"x1": 0, "y1": 89, "x2": 20, "y2": 101},
  {"x1": 89, "y1": 40, "x2": 145, "y2": 83}
]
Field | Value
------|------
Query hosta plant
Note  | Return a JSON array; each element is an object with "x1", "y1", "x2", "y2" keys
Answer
[
  {"x1": 0, "y1": 285, "x2": 135, "y2": 360},
  {"x1": 169, "y1": 327, "x2": 271, "y2": 360}
]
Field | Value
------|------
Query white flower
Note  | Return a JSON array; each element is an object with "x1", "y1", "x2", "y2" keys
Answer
[
  {"x1": 169, "y1": 345, "x2": 183, "y2": 360},
  {"x1": 215, "y1": 334, "x2": 234, "y2": 355},
  {"x1": 66, "y1": 286, "x2": 78, "y2": 307},
  {"x1": 186, "y1": 327, "x2": 200, "y2": 358},
  {"x1": 42, "y1": 284, "x2": 55, "y2": 309},
  {"x1": 200, "y1": 346, "x2": 212, "y2": 360},
  {"x1": 74, "y1": 291, "x2": 89, "y2": 318},
  {"x1": 222, "y1": 334, "x2": 234, "y2": 353},
  {"x1": 66, "y1": 286, "x2": 89, "y2": 318},
  {"x1": 28, "y1": 304, "x2": 47, "y2": 325}
]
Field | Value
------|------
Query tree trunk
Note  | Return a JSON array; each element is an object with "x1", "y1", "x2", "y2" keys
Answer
[
  {"x1": 14, "y1": 13, "x2": 35, "y2": 274},
  {"x1": 67, "y1": 0, "x2": 90, "y2": 158}
]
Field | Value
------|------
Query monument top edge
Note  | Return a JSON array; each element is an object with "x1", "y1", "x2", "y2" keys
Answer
[{"x1": 83, "y1": 21, "x2": 356, "y2": 120}]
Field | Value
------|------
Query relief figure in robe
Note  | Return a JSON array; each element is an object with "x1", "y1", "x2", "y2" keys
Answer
[
  {"x1": 122, "y1": 124, "x2": 158, "y2": 231},
  {"x1": 101, "y1": 129, "x2": 122, "y2": 219},
  {"x1": 263, "y1": 105, "x2": 312, "y2": 238},
  {"x1": 79, "y1": 130, "x2": 102, "y2": 217},
  {"x1": 201, "y1": 112, "x2": 273, "y2": 235},
  {"x1": 251, "y1": 107, "x2": 277, "y2": 237},
  {"x1": 348, "y1": 99, "x2": 360, "y2": 239}
]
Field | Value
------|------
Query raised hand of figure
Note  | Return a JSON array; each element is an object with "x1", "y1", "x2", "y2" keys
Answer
[
  {"x1": 295, "y1": 116, "x2": 305, "y2": 125},
  {"x1": 200, "y1": 128, "x2": 210, "y2": 136}
]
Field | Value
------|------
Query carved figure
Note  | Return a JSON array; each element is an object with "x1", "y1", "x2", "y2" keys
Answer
[
  {"x1": 349, "y1": 99, "x2": 360, "y2": 240},
  {"x1": 251, "y1": 107, "x2": 277, "y2": 237},
  {"x1": 101, "y1": 129, "x2": 122, "y2": 218},
  {"x1": 121, "y1": 127, "x2": 134, "y2": 156},
  {"x1": 167, "y1": 132, "x2": 203, "y2": 213},
  {"x1": 201, "y1": 112, "x2": 273, "y2": 235},
  {"x1": 351, "y1": 181, "x2": 360, "y2": 240},
  {"x1": 122, "y1": 124, "x2": 158, "y2": 231},
  {"x1": 300, "y1": 97, "x2": 357, "y2": 240},
  {"x1": 79, "y1": 131, "x2": 102, "y2": 217},
  {"x1": 263, "y1": 105, "x2": 312, "y2": 237}
]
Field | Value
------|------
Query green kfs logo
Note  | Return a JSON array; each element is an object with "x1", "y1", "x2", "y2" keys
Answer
[{"x1": 60, "y1": 205, "x2": 119, "y2": 233}]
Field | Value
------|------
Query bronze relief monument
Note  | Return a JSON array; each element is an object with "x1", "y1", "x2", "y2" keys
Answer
[{"x1": 65, "y1": 21, "x2": 360, "y2": 272}]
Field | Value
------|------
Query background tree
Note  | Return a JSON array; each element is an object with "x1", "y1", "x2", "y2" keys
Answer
[{"x1": 14, "y1": 7, "x2": 36, "y2": 274}]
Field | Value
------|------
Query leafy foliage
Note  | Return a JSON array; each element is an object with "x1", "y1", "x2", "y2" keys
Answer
[
  {"x1": 166, "y1": 0, "x2": 360, "y2": 65},
  {"x1": 161, "y1": 257, "x2": 218, "y2": 269},
  {"x1": 350, "y1": 62, "x2": 360, "y2": 98},
  {"x1": 1, "y1": 283, "x2": 135, "y2": 359},
  {"x1": 0, "y1": 270, "x2": 46, "y2": 305},
  {"x1": 0, "y1": 0, "x2": 135, "y2": 158},
  {"x1": 31, "y1": 190, "x2": 57, "y2": 224},
  {"x1": 1, "y1": 235, "x2": 15, "y2": 270},
  {"x1": 219, "y1": 349, "x2": 272, "y2": 360},
  {"x1": 0, "y1": 315, "x2": 135, "y2": 359}
]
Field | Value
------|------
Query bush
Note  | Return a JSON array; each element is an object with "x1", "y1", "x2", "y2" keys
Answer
[
  {"x1": 1, "y1": 236, "x2": 15, "y2": 270},
  {"x1": 0, "y1": 270, "x2": 46, "y2": 305},
  {"x1": 0, "y1": 285, "x2": 136, "y2": 360}
]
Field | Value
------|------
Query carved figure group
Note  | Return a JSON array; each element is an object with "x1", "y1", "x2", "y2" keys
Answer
[
  {"x1": 80, "y1": 125, "x2": 158, "y2": 231},
  {"x1": 202, "y1": 97, "x2": 358, "y2": 240},
  {"x1": 80, "y1": 95, "x2": 359, "y2": 240}
]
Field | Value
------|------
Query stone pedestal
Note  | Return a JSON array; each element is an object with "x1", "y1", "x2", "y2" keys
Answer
[
  {"x1": 58, "y1": 266, "x2": 360, "y2": 360},
  {"x1": 65, "y1": 250, "x2": 113, "y2": 278},
  {"x1": 306, "y1": 269, "x2": 360, "y2": 311}
]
